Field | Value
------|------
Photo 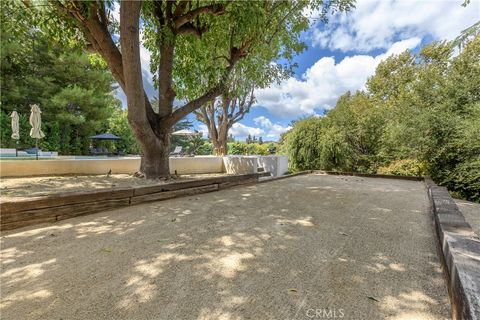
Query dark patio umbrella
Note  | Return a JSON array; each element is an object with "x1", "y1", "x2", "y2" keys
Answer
[{"x1": 90, "y1": 133, "x2": 122, "y2": 141}]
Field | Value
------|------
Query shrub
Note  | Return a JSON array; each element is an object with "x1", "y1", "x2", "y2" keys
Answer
[
  {"x1": 195, "y1": 141, "x2": 213, "y2": 155},
  {"x1": 377, "y1": 159, "x2": 428, "y2": 177}
]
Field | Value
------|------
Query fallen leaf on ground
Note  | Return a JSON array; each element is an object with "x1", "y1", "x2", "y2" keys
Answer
[{"x1": 367, "y1": 296, "x2": 379, "y2": 302}]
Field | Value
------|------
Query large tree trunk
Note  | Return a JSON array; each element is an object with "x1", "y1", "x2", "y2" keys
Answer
[
  {"x1": 212, "y1": 138, "x2": 228, "y2": 156},
  {"x1": 140, "y1": 130, "x2": 171, "y2": 178},
  {"x1": 121, "y1": 1, "x2": 170, "y2": 179}
]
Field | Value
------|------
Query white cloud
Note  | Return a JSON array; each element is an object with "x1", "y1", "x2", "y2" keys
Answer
[
  {"x1": 230, "y1": 123, "x2": 265, "y2": 138},
  {"x1": 255, "y1": 37, "x2": 421, "y2": 118},
  {"x1": 253, "y1": 116, "x2": 273, "y2": 128},
  {"x1": 253, "y1": 116, "x2": 292, "y2": 138},
  {"x1": 311, "y1": 0, "x2": 479, "y2": 52},
  {"x1": 195, "y1": 116, "x2": 290, "y2": 141}
]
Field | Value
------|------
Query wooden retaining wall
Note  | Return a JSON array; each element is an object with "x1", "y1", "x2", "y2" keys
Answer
[{"x1": 0, "y1": 173, "x2": 263, "y2": 231}]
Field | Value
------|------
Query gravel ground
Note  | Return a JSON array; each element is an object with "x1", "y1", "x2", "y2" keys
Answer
[
  {"x1": 0, "y1": 173, "x2": 226, "y2": 200},
  {"x1": 455, "y1": 199, "x2": 480, "y2": 236},
  {"x1": 0, "y1": 174, "x2": 450, "y2": 320}
]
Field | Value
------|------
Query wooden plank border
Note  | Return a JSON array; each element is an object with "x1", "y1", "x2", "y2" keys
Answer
[
  {"x1": 0, "y1": 173, "x2": 262, "y2": 231},
  {"x1": 314, "y1": 170, "x2": 424, "y2": 181}
]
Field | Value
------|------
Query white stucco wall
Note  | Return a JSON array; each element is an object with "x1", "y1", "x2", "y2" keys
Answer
[
  {"x1": 222, "y1": 156, "x2": 258, "y2": 175},
  {"x1": 0, "y1": 155, "x2": 288, "y2": 178},
  {"x1": 0, "y1": 156, "x2": 224, "y2": 177},
  {"x1": 222, "y1": 155, "x2": 288, "y2": 176},
  {"x1": 256, "y1": 155, "x2": 288, "y2": 177}
]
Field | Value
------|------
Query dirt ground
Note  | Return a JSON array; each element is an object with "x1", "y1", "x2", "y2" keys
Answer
[
  {"x1": 0, "y1": 173, "x2": 225, "y2": 200},
  {"x1": 455, "y1": 199, "x2": 480, "y2": 236},
  {"x1": 0, "y1": 174, "x2": 450, "y2": 320}
]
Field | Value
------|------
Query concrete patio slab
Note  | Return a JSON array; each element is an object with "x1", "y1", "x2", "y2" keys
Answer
[{"x1": 0, "y1": 174, "x2": 450, "y2": 320}]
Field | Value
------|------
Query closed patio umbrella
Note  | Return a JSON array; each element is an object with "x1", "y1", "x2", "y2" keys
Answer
[
  {"x1": 29, "y1": 104, "x2": 45, "y2": 160},
  {"x1": 11, "y1": 111, "x2": 20, "y2": 157},
  {"x1": 11, "y1": 111, "x2": 19, "y2": 140}
]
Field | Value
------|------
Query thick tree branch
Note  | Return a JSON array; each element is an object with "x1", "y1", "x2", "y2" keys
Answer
[
  {"x1": 173, "y1": 1, "x2": 189, "y2": 17},
  {"x1": 50, "y1": 0, "x2": 158, "y2": 129},
  {"x1": 167, "y1": 86, "x2": 222, "y2": 126},
  {"x1": 158, "y1": 40, "x2": 176, "y2": 118},
  {"x1": 176, "y1": 23, "x2": 207, "y2": 38},
  {"x1": 121, "y1": 1, "x2": 147, "y2": 125},
  {"x1": 175, "y1": 22, "x2": 208, "y2": 38},
  {"x1": 167, "y1": 36, "x2": 248, "y2": 126},
  {"x1": 174, "y1": 4, "x2": 225, "y2": 30}
]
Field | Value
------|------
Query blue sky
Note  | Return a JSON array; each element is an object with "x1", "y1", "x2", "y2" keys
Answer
[{"x1": 116, "y1": 0, "x2": 479, "y2": 141}]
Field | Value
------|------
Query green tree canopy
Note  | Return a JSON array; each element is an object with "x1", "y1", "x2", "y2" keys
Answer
[
  {"x1": 280, "y1": 35, "x2": 480, "y2": 202},
  {"x1": 0, "y1": 0, "x2": 118, "y2": 154}
]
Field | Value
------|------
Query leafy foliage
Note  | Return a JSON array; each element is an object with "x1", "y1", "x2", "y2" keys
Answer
[
  {"x1": 0, "y1": 0, "x2": 118, "y2": 154},
  {"x1": 106, "y1": 107, "x2": 140, "y2": 154},
  {"x1": 227, "y1": 141, "x2": 275, "y2": 156},
  {"x1": 281, "y1": 36, "x2": 480, "y2": 201},
  {"x1": 377, "y1": 159, "x2": 428, "y2": 177}
]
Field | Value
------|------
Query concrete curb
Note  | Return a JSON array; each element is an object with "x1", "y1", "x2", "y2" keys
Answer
[{"x1": 424, "y1": 178, "x2": 480, "y2": 320}]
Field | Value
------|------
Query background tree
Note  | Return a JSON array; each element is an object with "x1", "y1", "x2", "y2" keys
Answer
[
  {"x1": 44, "y1": 0, "x2": 353, "y2": 178},
  {"x1": 195, "y1": 84, "x2": 255, "y2": 155},
  {"x1": 107, "y1": 105, "x2": 140, "y2": 154},
  {"x1": 0, "y1": 0, "x2": 117, "y2": 154},
  {"x1": 280, "y1": 34, "x2": 480, "y2": 202},
  {"x1": 194, "y1": 55, "x2": 292, "y2": 156}
]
